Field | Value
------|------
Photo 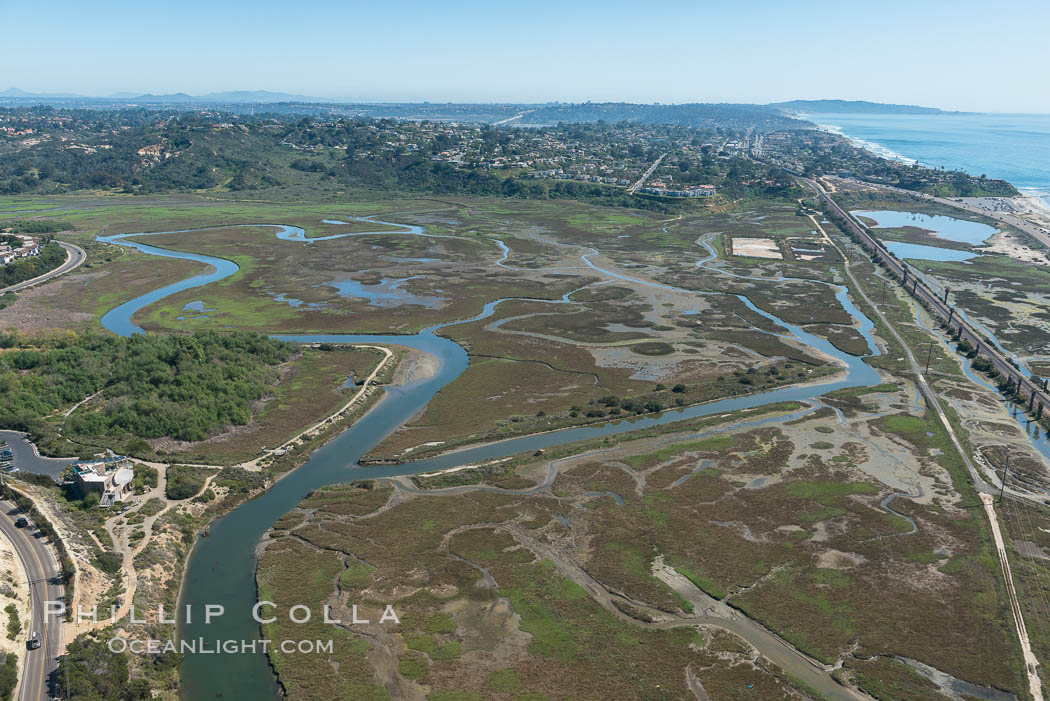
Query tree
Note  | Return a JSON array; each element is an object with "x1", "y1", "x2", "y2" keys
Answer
[{"x1": 56, "y1": 637, "x2": 151, "y2": 700}]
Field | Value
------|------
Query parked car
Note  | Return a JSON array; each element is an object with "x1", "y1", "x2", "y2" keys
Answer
[
  {"x1": 14, "y1": 517, "x2": 28, "y2": 528},
  {"x1": 27, "y1": 632, "x2": 40, "y2": 650}
]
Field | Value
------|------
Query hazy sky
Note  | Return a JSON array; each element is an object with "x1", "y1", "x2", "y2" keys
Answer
[{"x1": 4, "y1": 0, "x2": 1049, "y2": 112}]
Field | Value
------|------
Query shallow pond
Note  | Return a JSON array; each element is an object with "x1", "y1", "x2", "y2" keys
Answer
[
  {"x1": 884, "y1": 241, "x2": 978, "y2": 262},
  {"x1": 853, "y1": 209, "x2": 999, "y2": 246},
  {"x1": 321, "y1": 276, "x2": 446, "y2": 308}
]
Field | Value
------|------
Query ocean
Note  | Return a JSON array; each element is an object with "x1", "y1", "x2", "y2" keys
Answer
[{"x1": 802, "y1": 112, "x2": 1050, "y2": 207}]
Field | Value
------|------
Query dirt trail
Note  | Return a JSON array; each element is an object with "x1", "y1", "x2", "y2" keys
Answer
[
  {"x1": 810, "y1": 205, "x2": 1045, "y2": 700},
  {"x1": 64, "y1": 466, "x2": 216, "y2": 645},
  {"x1": 496, "y1": 520, "x2": 868, "y2": 700},
  {"x1": 983, "y1": 493, "x2": 1045, "y2": 701},
  {"x1": 240, "y1": 345, "x2": 393, "y2": 471}
]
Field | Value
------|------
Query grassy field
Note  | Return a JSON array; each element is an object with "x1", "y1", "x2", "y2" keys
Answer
[
  {"x1": 0, "y1": 191, "x2": 889, "y2": 467},
  {"x1": 866, "y1": 224, "x2": 976, "y2": 251},
  {"x1": 998, "y1": 496, "x2": 1050, "y2": 693},
  {"x1": 5, "y1": 188, "x2": 1045, "y2": 698},
  {"x1": 259, "y1": 485, "x2": 815, "y2": 700},
  {"x1": 258, "y1": 393, "x2": 1027, "y2": 699},
  {"x1": 0, "y1": 243, "x2": 205, "y2": 334}
]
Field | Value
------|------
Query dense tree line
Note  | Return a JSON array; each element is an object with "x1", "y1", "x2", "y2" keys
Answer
[
  {"x1": 338, "y1": 151, "x2": 799, "y2": 207},
  {"x1": 55, "y1": 637, "x2": 152, "y2": 700},
  {"x1": 0, "y1": 219, "x2": 71, "y2": 234},
  {"x1": 0, "y1": 106, "x2": 805, "y2": 207},
  {"x1": 0, "y1": 331, "x2": 294, "y2": 443},
  {"x1": 6, "y1": 104, "x2": 998, "y2": 205},
  {"x1": 0, "y1": 653, "x2": 15, "y2": 699}
]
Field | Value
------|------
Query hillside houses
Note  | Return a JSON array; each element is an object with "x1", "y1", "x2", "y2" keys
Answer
[
  {"x1": 272, "y1": 111, "x2": 753, "y2": 199},
  {"x1": 641, "y1": 184, "x2": 716, "y2": 198},
  {"x1": 0, "y1": 233, "x2": 40, "y2": 265}
]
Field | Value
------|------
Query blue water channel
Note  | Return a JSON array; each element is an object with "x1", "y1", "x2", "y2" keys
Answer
[{"x1": 95, "y1": 219, "x2": 883, "y2": 699}]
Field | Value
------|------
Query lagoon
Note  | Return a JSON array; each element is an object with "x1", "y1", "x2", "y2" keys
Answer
[
  {"x1": 884, "y1": 241, "x2": 977, "y2": 262},
  {"x1": 853, "y1": 209, "x2": 999, "y2": 246},
  {"x1": 95, "y1": 219, "x2": 882, "y2": 700}
]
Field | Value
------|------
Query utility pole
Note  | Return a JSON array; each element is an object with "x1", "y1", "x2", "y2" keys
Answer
[{"x1": 924, "y1": 342, "x2": 935, "y2": 375}]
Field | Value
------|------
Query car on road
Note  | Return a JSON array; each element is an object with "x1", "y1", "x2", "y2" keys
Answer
[
  {"x1": 27, "y1": 632, "x2": 40, "y2": 650},
  {"x1": 14, "y1": 517, "x2": 28, "y2": 528}
]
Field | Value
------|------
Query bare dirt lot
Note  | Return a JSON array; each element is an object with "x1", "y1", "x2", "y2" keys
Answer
[{"x1": 731, "y1": 236, "x2": 783, "y2": 259}]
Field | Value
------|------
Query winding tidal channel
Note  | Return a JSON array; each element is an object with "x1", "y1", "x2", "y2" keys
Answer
[{"x1": 97, "y1": 218, "x2": 886, "y2": 700}]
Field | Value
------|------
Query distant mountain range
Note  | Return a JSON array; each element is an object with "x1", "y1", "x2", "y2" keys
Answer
[
  {"x1": 1, "y1": 88, "x2": 330, "y2": 103},
  {"x1": 132, "y1": 90, "x2": 325, "y2": 103},
  {"x1": 2, "y1": 90, "x2": 956, "y2": 113},
  {"x1": 771, "y1": 99, "x2": 957, "y2": 115},
  {"x1": 1, "y1": 87, "x2": 85, "y2": 99},
  {"x1": 0, "y1": 90, "x2": 966, "y2": 126}
]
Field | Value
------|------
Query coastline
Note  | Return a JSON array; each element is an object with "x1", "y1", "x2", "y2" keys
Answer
[
  {"x1": 1017, "y1": 190, "x2": 1050, "y2": 223},
  {"x1": 808, "y1": 113, "x2": 1050, "y2": 212},
  {"x1": 805, "y1": 116, "x2": 918, "y2": 165}
]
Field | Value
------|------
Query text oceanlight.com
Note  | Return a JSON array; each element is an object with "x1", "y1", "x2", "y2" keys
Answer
[{"x1": 109, "y1": 638, "x2": 335, "y2": 655}]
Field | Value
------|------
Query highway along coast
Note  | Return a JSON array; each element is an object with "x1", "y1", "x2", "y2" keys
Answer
[{"x1": 96, "y1": 218, "x2": 883, "y2": 700}]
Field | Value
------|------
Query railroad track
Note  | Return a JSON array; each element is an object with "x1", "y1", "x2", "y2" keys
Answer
[{"x1": 802, "y1": 177, "x2": 1050, "y2": 418}]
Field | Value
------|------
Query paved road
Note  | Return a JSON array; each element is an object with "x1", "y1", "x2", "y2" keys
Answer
[
  {"x1": 0, "y1": 499, "x2": 62, "y2": 701},
  {"x1": 0, "y1": 242, "x2": 86, "y2": 296},
  {"x1": 490, "y1": 109, "x2": 535, "y2": 126},
  {"x1": 804, "y1": 177, "x2": 1050, "y2": 421},
  {"x1": 627, "y1": 152, "x2": 667, "y2": 193}
]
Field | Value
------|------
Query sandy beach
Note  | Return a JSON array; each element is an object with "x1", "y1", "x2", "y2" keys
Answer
[{"x1": 1016, "y1": 193, "x2": 1050, "y2": 227}]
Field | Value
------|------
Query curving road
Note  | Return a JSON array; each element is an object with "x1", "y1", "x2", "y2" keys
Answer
[
  {"x1": 0, "y1": 242, "x2": 86, "y2": 296},
  {"x1": 0, "y1": 498, "x2": 62, "y2": 701}
]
